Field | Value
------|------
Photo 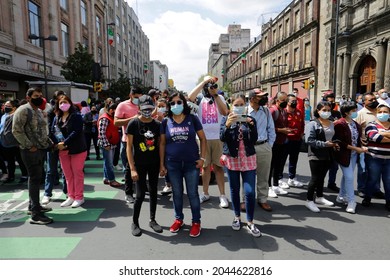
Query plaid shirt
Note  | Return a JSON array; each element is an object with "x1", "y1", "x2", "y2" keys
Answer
[{"x1": 220, "y1": 140, "x2": 256, "y2": 171}]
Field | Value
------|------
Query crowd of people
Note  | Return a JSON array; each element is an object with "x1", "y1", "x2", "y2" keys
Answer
[{"x1": 1, "y1": 79, "x2": 389, "y2": 239}]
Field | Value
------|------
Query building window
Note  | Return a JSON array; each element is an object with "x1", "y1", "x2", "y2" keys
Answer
[
  {"x1": 82, "y1": 37, "x2": 88, "y2": 48},
  {"x1": 96, "y1": 16, "x2": 101, "y2": 37},
  {"x1": 295, "y1": 10, "x2": 300, "y2": 31},
  {"x1": 81, "y1": 1, "x2": 87, "y2": 26},
  {"x1": 305, "y1": 42, "x2": 311, "y2": 66},
  {"x1": 306, "y1": 0, "x2": 312, "y2": 23},
  {"x1": 124, "y1": 55, "x2": 127, "y2": 65},
  {"x1": 115, "y1": 0, "x2": 119, "y2": 7},
  {"x1": 118, "y1": 50, "x2": 121, "y2": 62},
  {"x1": 116, "y1": 33, "x2": 120, "y2": 45},
  {"x1": 98, "y1": 47, "x2": 102, "y2": 64},
  {"x1": 27, "y1": 60, "x2": 52, "y2": 75},
  {"x1": 0, "y1": 53, "x2": 12, "y2": 65},
  {"x1": 60, "y1": 0, "x2": 68, "y2": 11},
  {"x1": 28, "y1": 1, "x2": 41, "y2": 47},
  {"x1": 61, "y1": 22, "x2": 70, "y2": 57},
  {"x1": 294, "y1": 47, "x2": 299, "y2": 69},
  {"x1": 116, "y1": 16, "x2": 120, "y2": 26},
  {"x1": 123, "y1": 39, "x2": 126, "y2": 49},
  {"x1": 285, "y1": 18, "x2": 290, "y2": 35}
]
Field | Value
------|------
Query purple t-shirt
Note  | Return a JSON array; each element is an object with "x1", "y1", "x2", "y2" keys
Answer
[{"x1": 161, "y1": 114, "x2": 203, "y2": 162}]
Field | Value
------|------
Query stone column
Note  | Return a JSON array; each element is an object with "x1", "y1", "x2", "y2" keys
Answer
[
  {"x1": 342, "y1": 52, "x2": 351, "y2": 97},
  {"x1": 384, "y1": 40, "x2": 390, "y2": 90},
  {"x1": 336, "y1": 54, "x2": 343, "y2": 99},
  {"x1": 375, "y1": 41, "x2": 386, "y2": 91}
]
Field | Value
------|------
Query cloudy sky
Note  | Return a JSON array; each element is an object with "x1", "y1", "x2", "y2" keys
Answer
[{"x1": 125, "y1": 0, "x2": 291, "y2": 92}]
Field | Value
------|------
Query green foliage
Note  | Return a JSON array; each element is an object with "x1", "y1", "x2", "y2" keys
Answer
[
  {"x1": 61, "y1": 43, "x2": 95, "y2": 84},
  {"x1": 106, "y1": 72, "x2": 132, "y2": 100}
]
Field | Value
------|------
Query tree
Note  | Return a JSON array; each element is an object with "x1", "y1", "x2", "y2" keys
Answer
[
  {"x1": 61, "y1": 43, "x2": 95, "y2": 84},
  {"x1": 107, "y1": 72, "x2": 132, "y2": 100}
]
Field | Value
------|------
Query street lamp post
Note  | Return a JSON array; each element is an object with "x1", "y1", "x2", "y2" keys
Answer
[
  {"x1": 332, "y1": 0, "x2": 341, "y2": 98},
  {"x1": 272, "y1": 64, "x2": 287, "y2": 92},
  {"x1": 106, "y1": 22, "x2": 115, "y2": 85},
  {"x1": 28, "y1": 34, "x2": 58, "y2": 99}
]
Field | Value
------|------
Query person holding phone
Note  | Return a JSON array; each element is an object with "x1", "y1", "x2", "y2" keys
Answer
[
  {"x1": 220, "y1": 93, "x2": 261, "y2": 237},
  {"x1": 304, "y1": 101, "x2": 339, "y2": 212}
]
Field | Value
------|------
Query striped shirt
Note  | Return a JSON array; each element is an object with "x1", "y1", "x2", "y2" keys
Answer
[
  {"x1": 365, "y1": 121, "x2": 390, "y2": 159},
  {"x1": 220, "y1": 140, "x2": 256, "y2": 171}
]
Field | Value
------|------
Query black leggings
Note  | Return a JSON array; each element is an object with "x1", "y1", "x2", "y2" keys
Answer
[
  {"x1": 133, "y1": 163, "x2": 160, "y2": 226},
  {"x1": 307, "y1": 160, "x2": 331, "y2": 201}
]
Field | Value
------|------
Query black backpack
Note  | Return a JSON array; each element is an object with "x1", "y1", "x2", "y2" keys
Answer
[{"x1": 0, "y1": 114, "x2": 18, "y2": 148}]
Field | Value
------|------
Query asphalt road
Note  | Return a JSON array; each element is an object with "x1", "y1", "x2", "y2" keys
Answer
[{"x1": 1, "y1": 150, "x2": 390, "y2": 261}]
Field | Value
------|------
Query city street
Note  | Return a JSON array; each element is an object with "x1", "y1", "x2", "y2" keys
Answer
[{"x1": 1, "y1": 150, "x2": 390, "y2": 261}]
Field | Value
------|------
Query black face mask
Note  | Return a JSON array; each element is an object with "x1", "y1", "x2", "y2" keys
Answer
[
  {"x1": 367, "y1": 101, "x2": 379, "y2": 109},
  {"x1": 279, "y1": 101, "x2": 288, "y2": 108},
  {"x1": 290, "y1": 101, "x2": 297, "y2": 108},
  {"x1": 91, "y1": 110, "x2": 97, "y2": 114},
  {"x1": 31, "y1": 97, "x2": 43, "y2": 107},
  {"x1": 4, "y1": 107, "x2": 12, "y2": 113},
  {"x1": 330, "y1": 102, "x2": 336, "y2": 110},
  {"x1": 258, "y1": 97, "x2": 268, "y2": 106}
]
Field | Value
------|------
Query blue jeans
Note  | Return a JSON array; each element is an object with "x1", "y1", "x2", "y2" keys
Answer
[
  {"x1": 227, "y1": 169, "x2": 256, "y2": 222},
  {"x1": 102, "y1": 147, "x2": 115, "y2": 181},
  {"x1": 44, "y1": 149, "x2": 67, "y2": 196},
  {"x1": 365, "y1": 154, "x2": 390, "y2": 201},
  {"x1": 339, "y1": 152, "x2": 358, "y2": 203},
  {"x1": 166, "y1": 160, "x2": 201, "y2": 223},
  {"x1": 327, "y1": 159, "x2": 339, "y2": 185}
]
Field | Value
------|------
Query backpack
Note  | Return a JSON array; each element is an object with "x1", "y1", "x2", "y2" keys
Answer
[{"x1": 0, "y1": 115, "x2": 18, "y2": 147}]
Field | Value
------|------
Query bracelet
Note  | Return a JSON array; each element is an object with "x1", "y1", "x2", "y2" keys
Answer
[{"x1": 200, "y1": 157, "x2": 206, "y2": 161}]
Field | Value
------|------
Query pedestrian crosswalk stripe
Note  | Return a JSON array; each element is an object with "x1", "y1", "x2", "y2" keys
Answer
[
  {"x1": 0, "y1": 237, "x2": 82, "y2": 259},
  {"x1": 2, "y1": 208, "x2": 105, "y2": 223},
  {"x1": 0, "y1": 190, "x2": 119, "y2": 201}
]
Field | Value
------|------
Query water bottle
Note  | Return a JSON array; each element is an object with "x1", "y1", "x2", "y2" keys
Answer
[{"x1": 54, "y1": 125, "x2": 65, "y2": 142}]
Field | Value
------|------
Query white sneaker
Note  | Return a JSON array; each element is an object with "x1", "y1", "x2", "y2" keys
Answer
[
  {"x1": 268, "y1": 187, "x2": 278, "y2": 198},
  {"x1": 125, "y1": 195, "x2": 135, "y2": 204},
  {"x1": 114, "y1": 165, "x2": 123, "y2": 171},
  {"x1": 272, "y1": 186, "x2": 288, "y2": 195},
  {"x1": 41, "y1": 195, "x2": 51, "y2": 205},
  {"x1": 219, "y1": 195, "x2": 229, "y2": 208},
  {"x1": 336, "y1": 195, "x2": 348, "y2": 205},
  {"x1": 0, "y1": 174, "x2": 8, "y2": 182},
  {"x1": 71, "y1": 199, "x2": 85, "y2": 208},
  {"x1": 346, "y1": 201, "x2": 356, "y2": 214},
  {"x1": 199, "y1": 193, "x2": 210, "y2": 203},
  {"x1": 278, "y1": 180, "x2": 290, "y2": 189},
  {"x1": 287, "y1": 178, "x2": 303, "y2": 187},
  {"x1": 161, "y1": 185, "x2": 172, "y2": 195},
  {"x1": 61, "y1": 197, "x2": 74, "y2": 207},
  {"x1": 315, "y1": 197, "x2": 334, "y2": 206},
  {"x1": 306, "y1": 200, "x2": 320, "y2": 212}
]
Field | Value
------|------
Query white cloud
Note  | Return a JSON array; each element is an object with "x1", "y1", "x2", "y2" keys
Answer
[{"x1": 143, "y1": 11, "x2": 225, "y2": 92}]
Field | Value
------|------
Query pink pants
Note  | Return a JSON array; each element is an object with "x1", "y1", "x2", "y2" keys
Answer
[{"x1": 59, "y1": 150, "x2": 87, "y2": 200}]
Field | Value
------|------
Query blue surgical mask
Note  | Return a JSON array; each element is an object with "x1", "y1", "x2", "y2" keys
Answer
[
  {"x1": 157, "y1": 107, "x2": 166, "y2": 114},
  {"x1": 233, "y1": 106, "x2": 245, "y2": 115},
  {"x1": 171, "y1": 104, "x2": 184, "y2": 115},
  {"x1": 377, "y1": 113, "x2": 389, "y2": 122},
  {"x1": 350, "y1": 111, "x2": 358, "y2": 119},
  {"x1": 132, "y1": 98, "x2": 139, "y2": 105},
  {"x1": 319, "y1": 111, "x2": 331, "y2": 120}
]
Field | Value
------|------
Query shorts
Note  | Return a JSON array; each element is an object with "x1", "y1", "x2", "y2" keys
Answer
[{"x1": 204, "y1": 139, "x2": 223, "y2": 168}]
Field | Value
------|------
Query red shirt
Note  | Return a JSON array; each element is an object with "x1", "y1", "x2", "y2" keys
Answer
[{"x1": 286, "y1": 108, "x2": 305, "y2": 141}]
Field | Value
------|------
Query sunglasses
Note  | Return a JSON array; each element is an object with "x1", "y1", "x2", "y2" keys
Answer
[
  {"x1": 169, "y1": 100, "x2": 183, "y2": 106},
  {"x1": 209, "y1": 84, "x2": 218, "y2": 89}
]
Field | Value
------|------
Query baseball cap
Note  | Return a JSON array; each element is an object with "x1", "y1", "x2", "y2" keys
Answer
[
  {"x1": 248, "y1": 88, "x2": 268, "y2": 99},
  {"x1": 138, "y1": 95, "x2": 155, "y2": 110}
]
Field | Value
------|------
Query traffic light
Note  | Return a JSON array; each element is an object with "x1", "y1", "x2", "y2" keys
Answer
[
  {"x1": 309, "y1": 79, "x2": 315, "y2": 89},
  {"x1": 159, "y1": 75, "x2": 162, "y2": 83},
  {"x1": 93, "y1": 82, "x2": 102, "y2": 92},
  {"x1": 92, "y1": 63, "x2": 101, "y2": 82},
  {"x1": 301, "y1": 80, "x2": 309, "y2": 89}
]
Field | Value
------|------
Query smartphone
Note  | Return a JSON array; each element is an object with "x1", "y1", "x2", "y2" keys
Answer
[{"x1": 236, "y1": 114, "x2": 247, "y2": 123}]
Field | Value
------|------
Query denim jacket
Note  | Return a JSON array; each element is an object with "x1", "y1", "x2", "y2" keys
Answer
[
  {"x1": 304, "y1": 118, "x2": 334, "y2": 161},
  {"x1": 220, "y1": 116, "x2": 258, "y2": 158}
]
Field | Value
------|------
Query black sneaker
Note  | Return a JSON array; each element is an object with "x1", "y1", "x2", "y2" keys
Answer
[
  {"x1": 29, "y1": 213, "x2": 53, "y2": 225},
  {"x1": 327, "y1": 183, "x2": 340, "y2": 192},
  {"x1": 27, "y1": 205, "x2": 53, "y2": 215},
  {"x1": 131, "y1": 223, "x2": 142, "y2": 236},
  {"x1": 361, "y1": 197, "x2": 371, "y2": 207},
  {"x1": 385, "y1": 202, "x2": 390, "y2": 212},
  {"x1": 149, "y1": 220, "x2": 163, "y2": 233},
  {"x1": 373, "y1": 191, "x2": 385, "y2": 200}
]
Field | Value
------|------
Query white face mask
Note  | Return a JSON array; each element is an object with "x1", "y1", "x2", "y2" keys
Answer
[
  {"x1": 381, "y1": 92, "x2": 388, "y2": 99},
  {"x1": 233, "y1": 106, "x2": 245, "y2": 115},
  {"x1": 319, "y1": 111, "x2": 331, "y2": 120}
]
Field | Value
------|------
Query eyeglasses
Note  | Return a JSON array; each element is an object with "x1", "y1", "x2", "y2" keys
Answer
[
  {"x1": 169, "y1": 100, "x2": 183, "y2": 106},
  {"x1": 209, "y1": 84, "x2": 218, "y2": 89},
  {"x1": 367, "y1": 99, "x2": 377, "y2": 102}
]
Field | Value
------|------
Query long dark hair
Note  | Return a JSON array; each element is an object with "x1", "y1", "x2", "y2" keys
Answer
[
  {"x1": 313, "y1": 101, "x2": 331, "y2": 118},
  {"x1": 55, "y1": 95, "x2": 76, "y2": 118},
  {"x1": 166, "y1": 92, "x2": 191, "y2": 117}
]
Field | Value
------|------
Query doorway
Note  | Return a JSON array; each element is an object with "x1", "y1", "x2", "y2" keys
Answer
[{"x1": 357, "y1": 55, "x2": 376, "y2": 94}]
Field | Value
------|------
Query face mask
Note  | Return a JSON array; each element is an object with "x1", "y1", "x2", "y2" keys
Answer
[
  {"x1": 381, "y1": 93, "x2": 388, "y2": 99},
  {"x1": 319, "y1": 111, "x2": 331, "y2": 119},
  {"x1": 367, "y1": 101, "x2": 379, "y2": 109},
  {"x1": 233, "y1": 106, "x2": 245, "y2": 115},
  {"x1": 4, "y1": 107, "x2": 12, "y2": 113},
  {"x1": 304, "y1": 101, "x2": 310, "y2": 105},
  {"x1": 171, "y1": 104, "x2": 184, "y2": 115},
  {"x1": 350, "y1": 111, "x2": 358, "y2": 119},
  {"x1": 290, "y1": 101, "x2": 297, "y2": 108},
  {"x1": 157, "y1": 107, "x2": 166, "y2": 114},
  {"x1": 59, "y1": 103, "x2": 71, "y2": 112},
  {"x1": 132, "y1": 98, "x2": 139, "y2": 105},
  {"x1": 258, "y1": 97, "x2": 268, "y2": 106},
  {"x1": 279, "y1": 101, "x2": 288, "y2": 108},
  {"x1": 31, "y1": 97, "x2": 43, "y2": 107},
  {"x1": 91, "y1": 110, "x2": 97, "y2": 114},
  {"x1": 140, "y1": 109, "x2": 153, "y2": 118},
  {"x1": 377, "y1": 113, "x2": 389, "y2": 122}
]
